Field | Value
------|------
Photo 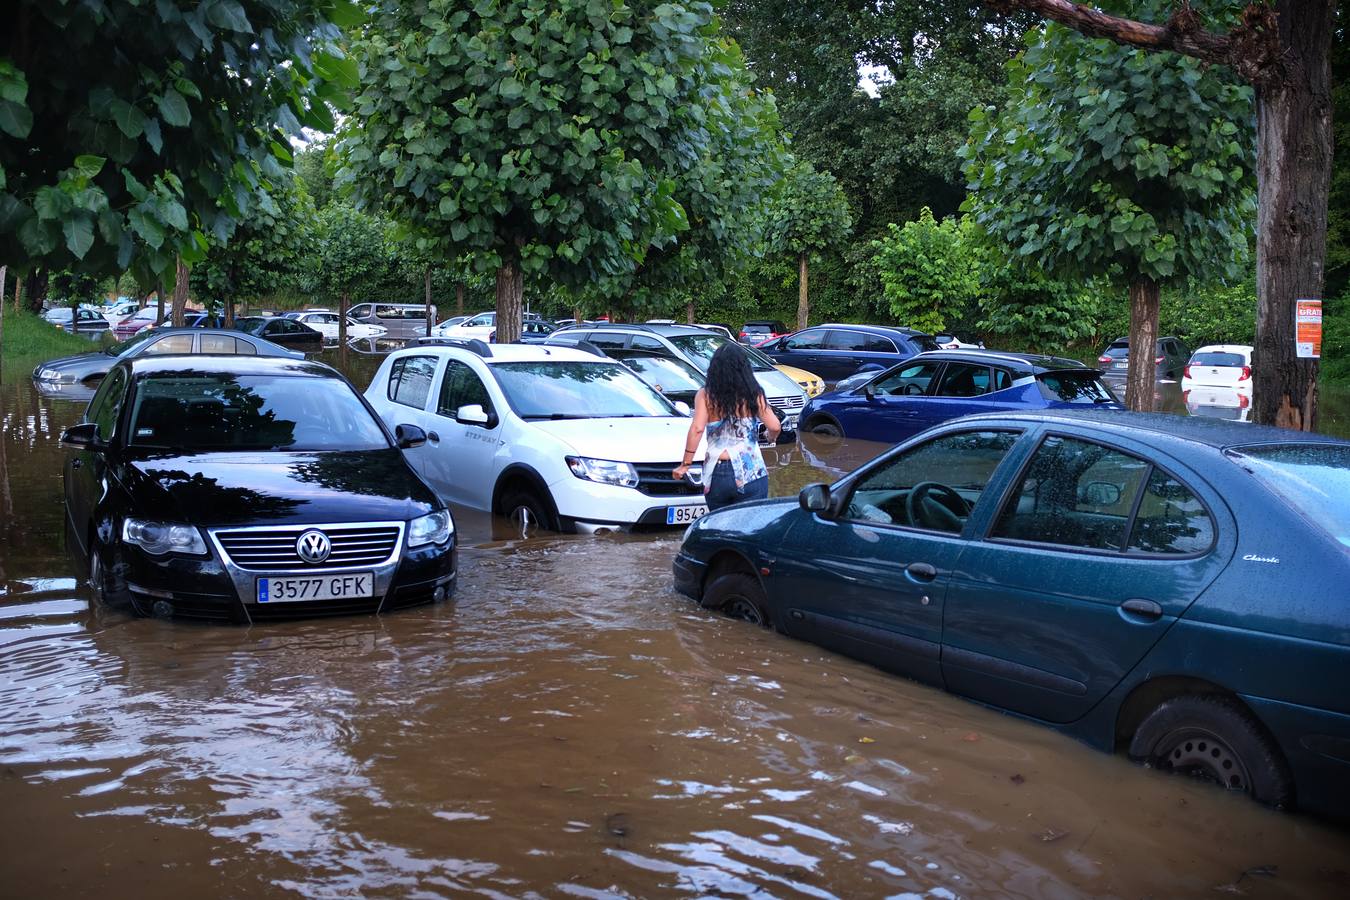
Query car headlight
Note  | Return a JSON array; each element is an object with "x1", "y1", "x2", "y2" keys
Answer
[
  {"x1": 566, "y1": 456, "x2": 639, "y2": 488},
  {"x1": 122, "y1": 519, "x2": 208, "y2": 556},
  {"x1": 409, "y1": 510, "x2": 453, "y2": 547}
]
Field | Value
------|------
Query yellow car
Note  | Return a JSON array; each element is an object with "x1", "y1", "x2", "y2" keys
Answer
[{"x1": 775, "y1": 363, "x2": 825, "y2": 398}]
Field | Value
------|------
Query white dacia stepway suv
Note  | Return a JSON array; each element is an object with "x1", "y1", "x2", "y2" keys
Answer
[{"x1": 365, "y1": 342, "x2": 708, "y2": 533}]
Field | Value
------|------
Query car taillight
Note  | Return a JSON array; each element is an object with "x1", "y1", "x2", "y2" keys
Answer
[
  {"x1": 1154, "y1": 355, "x2": 1164, "y2": 364},
  {"x1": 1239, "y1": 392, "x2": 1250, "y2": 408},
  {"x1": 1097, "y1": 355, "x2": 1111, "y2": 364},
  {"x1": 1238, "y1": 365, "x2": 1251, "y2": 381},
  {"x1": 1183, "y1": 365, "x2": 1191, "y2": 379}
]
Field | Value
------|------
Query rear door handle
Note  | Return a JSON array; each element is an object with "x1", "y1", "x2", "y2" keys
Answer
[
  {"x1": 1120, "y1": 598, "x2": 1163, "y2": 620},
  {"x1": 905, "y1": 562, "x2": 937, "y2": 582},
  {"x1": 427, "y1": 431, "x2": 440, "y2": 443}
]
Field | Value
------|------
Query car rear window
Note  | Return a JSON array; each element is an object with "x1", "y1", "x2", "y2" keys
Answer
[
  {"x1": 1038, "y1": 372, "x2": 1116, "y2": 403},
  {"x1": 1230, "y1": 444, "x2": 1350, "y2": 547},
  {"x1": 1103, "y1": 343, "x2": 1129, "y2": 358},
  {"x1": 1190, "y1": 351, "x2": 1246, "y2": 367}
]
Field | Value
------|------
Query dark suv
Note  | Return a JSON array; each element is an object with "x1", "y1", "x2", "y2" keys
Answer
[
  {"x1": 1098, "y1": 336, "x2": 1189, "y2": 380},
  {"x1": 758, "y1": 324, "x2": 939, "y2": 385}
]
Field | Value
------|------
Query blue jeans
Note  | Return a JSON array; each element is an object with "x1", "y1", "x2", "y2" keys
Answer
[{"x1": 705, "y1": 460, "x2": 769, "y2": 511}]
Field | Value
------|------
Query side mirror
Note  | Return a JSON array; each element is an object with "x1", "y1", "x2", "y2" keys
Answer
[
  {"x1": 456, "y1": 403, "x2": 491, "y2": 427},
  {"x1": 1080, "y1": 481, "x2": 1123, "y2": 507},
  {"x1": 673, "y1": 400, "x2": 692, "y2": 416},
  {"x1": 61, "y1": 422, "x2": 106, "y2": 451},
  {"x1": 394, "y1": 423, "x2": 427, "y2": 449},
  {"x1": 863, "y1": 382, "x2": 876, "y2": 400},
  {"x1": 799, "y1": 482, "x2": 832, "y2": 514}
]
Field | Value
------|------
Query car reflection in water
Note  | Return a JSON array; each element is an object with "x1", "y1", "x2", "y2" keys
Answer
[
  {"x1": 346, "y1": 336, "x2": 412, "y2": 355},
  {"x1": 1184, "y1": 386, "x2": 1252, "y2": 423}
]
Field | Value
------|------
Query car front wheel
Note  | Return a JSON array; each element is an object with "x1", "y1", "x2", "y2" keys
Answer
[
  {"x1": 806, "y1": 418, "x2": 842, "y2": 438},
  {"x1": 1128, "y1": 694, "x2": 1294, "y2": 808},
  {"x1": 703, "y1": 572, "x2": 772, "y2": 629},
  {"x1": 500, "y1": 485, "x2": 559, "y2": 536}
]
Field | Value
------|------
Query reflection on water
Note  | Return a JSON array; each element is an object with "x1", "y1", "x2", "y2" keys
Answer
[{"x1": 2, "y1": 355, "x2": 1349, "y2": 896}]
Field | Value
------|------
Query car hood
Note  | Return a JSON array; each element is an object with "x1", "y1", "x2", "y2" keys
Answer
[
  {"x1": 757, "y1": 368, "x2": 806, "y2": 401},
  {"x1": 118, "y1": 449, "x2": 438, "y2": 528},
  {"x1": 526, "y1": 417, "x2": 693, "y2": 463},
  {"x1": 32, "y1": 350, "x2": 115, "y2": 381}
]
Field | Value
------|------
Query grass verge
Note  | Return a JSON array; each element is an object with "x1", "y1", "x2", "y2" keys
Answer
[{"x1": 1, "y1": 309, "x2": 103, "y2": 379}]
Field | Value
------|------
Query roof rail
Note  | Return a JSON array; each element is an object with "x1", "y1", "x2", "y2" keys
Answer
[{"x1": 411, "y1": 336, "x2": 493, "y2": 357}]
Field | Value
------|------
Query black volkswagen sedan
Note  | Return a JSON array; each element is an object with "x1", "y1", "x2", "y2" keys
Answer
[{"x1": 62, "y1": 356, "x2": 456, "y2": 622}]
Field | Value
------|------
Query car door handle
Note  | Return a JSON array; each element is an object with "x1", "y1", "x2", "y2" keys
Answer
[
  {"x1": 905, "y1": 562, "x2": 937, "y2": 582},
  {"x1": 427, "y1": 431, "x2": 440, "y2": 443},
  {"x1": 1120, "y1": 598, "x2": 1163, "y2": 620}
]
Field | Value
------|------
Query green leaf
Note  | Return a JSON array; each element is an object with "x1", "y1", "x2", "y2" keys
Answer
[
  {"x1": 143, "y1": 117, "x2": 164, "y2": 154},
  {"x1": 111, "y1": 99, "x2": 146, "y2": 138},
  {"x1": 73, "y1": 154, "x2": 106, "y2": 179},
  {"x1": 0, "y1": 99, "x2": 32, "y2": 138},
  {"x1": 314, "y1": 51, "x2": 360, "y2": 89},
  {"x1": 327, "y1": 0, "x2": 365, "y2": 28},
  {"x1": 63, "y1": 215, "x2": 95, "y2": 259},
  {"x1": 158, "y1": 89, "x2": 191, "y2": 127},
  {"x1": 206, "y1": 0, "x2": 252, "y2": 33}
]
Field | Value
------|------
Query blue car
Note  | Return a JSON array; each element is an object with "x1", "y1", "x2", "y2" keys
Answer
[
  {"x1": 800, "y1": 350, "x2": 1121, "y2": 443},
  {"x1": 674, "y1": 410, "x2": 1350, "y2": 818},
  {"x1": 758, "y1": 323, "x2": 939, "y2": 385}
]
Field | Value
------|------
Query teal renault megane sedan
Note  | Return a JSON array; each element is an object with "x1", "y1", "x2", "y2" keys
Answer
[{"x1": 673, "y1": 410, "x2": 1350, "y2": 818}]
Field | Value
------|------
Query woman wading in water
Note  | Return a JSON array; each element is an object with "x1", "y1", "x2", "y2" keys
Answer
[{"x1": 672, "y1": 344, "x2": 780, "y2": 510}]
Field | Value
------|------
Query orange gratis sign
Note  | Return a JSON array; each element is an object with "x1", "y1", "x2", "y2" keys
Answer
[{"x1": 1296, "y1": 299, "x2": 1322, "y2": 359}]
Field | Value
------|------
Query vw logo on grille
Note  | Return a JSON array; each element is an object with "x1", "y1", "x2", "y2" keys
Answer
[{"x1": 296, "y1": 529, "x2": 331, "y2": 564}]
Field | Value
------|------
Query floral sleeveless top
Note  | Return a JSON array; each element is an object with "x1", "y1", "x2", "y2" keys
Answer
[{"x1": 702, "y1": 414, "x2": 767, "y2": 490}]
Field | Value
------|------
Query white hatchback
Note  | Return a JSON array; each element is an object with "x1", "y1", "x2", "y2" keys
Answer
[
  {"x1": 287, "y1": 311, "x2": 387, "y2": 341},
  {"x1": 365, "y1": 343, "x2": 708, "y2": 533},
  {"x1": 1182, "y1": 344, "x2": 1252, "y2": 390}
]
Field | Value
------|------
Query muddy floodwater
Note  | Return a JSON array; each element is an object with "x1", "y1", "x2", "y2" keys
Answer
[{"x1": 2, "y1": 350, "x2": 1349, "y2": 898}]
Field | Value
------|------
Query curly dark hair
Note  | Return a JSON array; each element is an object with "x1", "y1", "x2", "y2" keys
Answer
[{"x1": 704, "y1": 343, "x2": 764, "y2": 420}]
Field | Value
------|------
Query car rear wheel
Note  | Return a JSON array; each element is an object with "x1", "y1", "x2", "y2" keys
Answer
[
  {"x1": 1128, "y1": 694, "x2": 1293, "y2": 808},
  {"x1": 704, "y1": 573, "x2": 772, "y2": 628},
  {"x1": 500, "y1": 486, "x2": 559, "y2": 536}
]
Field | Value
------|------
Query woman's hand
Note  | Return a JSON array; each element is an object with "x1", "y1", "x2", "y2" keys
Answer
[
  {"x1": 672, "y1": 464, "x2": 690, "y2": 481},
  {"x1": 758, "y1": 395, "x2": 782, "y2": 443}
]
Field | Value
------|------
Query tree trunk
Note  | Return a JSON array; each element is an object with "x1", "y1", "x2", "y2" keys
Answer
[
  {"x1": 797, "y1": 251, "x2": 810, "y2": 331},
  {"x1": 424, "y1": 266, "x2": 434, "y2": 337},
  {"x1": 12, "y1": 273, "x2": 20, "y2": 313},
  {"x1": 1123, "y1": 277, "x2": 1160, "y2": 412},
  {"x1": 223, "y1": 295, "x2": 235, "y2": 329},
  {"x1": 171, "y1": 256, "x2": 188, "y2": 327},
  {"x1": 494, "y1": 260, "x2": 523, "y2": 344},
  {"x1": 455, "y1": 281, "x2": 465, "y2": 316},
  {"x1": 156, "y1": 280, "x2": 166, "y2": 324},
  {"x1": 686, "y1": 299, "x2": 695, "y2": 325},
  {"x1": 0, "y1": 266, "x2": 6, "y2": 368},
  {"x1": 573, "y1": 305, "x2": 582, "y2": 325},
  {"x1": 339, "y1": 291, "x2": 349, "y2": 345},
  {"x1": 24, "y1": 271, "x2": 46, "y2": 314},
  {"x1": 1251, "y1": 3, "x2": 1333, "y2": 431}
]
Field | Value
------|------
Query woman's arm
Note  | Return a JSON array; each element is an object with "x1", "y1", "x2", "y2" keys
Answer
[
  {"x1": 758, "y1": 394, "x2": 781, "y2": 443},
  {"x1": 672, "y1": 389, "x2": 709, "y2": 481}
]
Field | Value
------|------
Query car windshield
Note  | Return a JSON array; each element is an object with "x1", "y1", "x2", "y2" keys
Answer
[
  {"x1": 1191, "y1": 351, "x2": 1246, "y2": 367},
  {"x1": 104, "y1": 330, "x2": 161, "y2": 357},
  {"x1": 1037, "y1": 371, "x2": 1117, "y2": 403},
  {"x1": 1230, "y1": 444, "x2": 1350, "y2": 548},
  {"x1": 490, "y1": 361, "x2": 675, "y2": 419},
  {"x1": 127, "y1": 374, "x2": 389, "y2": 451},
  {"x1": 616, "y1": 355, "x2": 704, "y2": 393},
  {"x1": 669, "y1": 334, "x2": 776, "y2": 373}
]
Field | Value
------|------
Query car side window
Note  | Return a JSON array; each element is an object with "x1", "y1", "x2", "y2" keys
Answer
[
  {"x1": 629, "y1": 335, "x2": 665, "y2": 352},
  {"x1": 349, "y1": 304, "x2": 371, "y2": 319},
  {"x1": 86, "y1": 368, "x2": 128, "y2": 440},
  {"x1": 387, "y1": 355, "x2": 437, "y2": 409},
  {"x1": 992, "y1": 436, "x2": 1151, "y2": 552},
  {"x1": 935, "y1": 363, "x2": 993, "y2": 398},
  {"x1": 200, "y1": 334, "x2": 239, "y2": 354},
  {"x1": 872, "y1": 361, "x2": 942, "y2": 397},
  {"x1": 992, "y1": 368, "x2": 1013, "y2": 391},
  {"x1": 142, "y1": 334, "x2": 194, "y2": 356},
  {"x1": 825, "y1": 330, "x2": 871, "y2": 352},
  {"x1": 233, "y1": 337, "x2": 257, "y2": 355},
  {"x1": 436, "y1": 360, "x2": 495, "y2": 420},
  {"x1": 1127, "y1": 469, "x2": 1214, "y2": 555},
  {"x1": 785, "y1": 329, "x2": 826, "y2": 351},
  {"x1": 588, "y1": 332, "x2": 628, "y2": 350},
  {"x1": 469, "y1": 313, "x2": 494, "y2": 326},
  {"x1": 844, "y1": 430, "x2": 1021, "y2": 534}
]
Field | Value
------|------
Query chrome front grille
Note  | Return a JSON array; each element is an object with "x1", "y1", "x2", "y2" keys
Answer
[
  {"x1": 634, "y1": 462, "x2": 702, "y2": 497},
  {"x1": 769, "y1": 394, "x2": 806, "y2": 411},
  {"x1": 213, "y1": 523, "x2": 403, "y2": 571}
]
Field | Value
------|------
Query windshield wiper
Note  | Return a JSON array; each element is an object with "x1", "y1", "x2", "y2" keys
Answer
[{"x1": 521, "y1": 413, "x2": 592, "y2": 420}]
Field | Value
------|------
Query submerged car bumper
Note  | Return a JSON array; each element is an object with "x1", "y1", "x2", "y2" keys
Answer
[
  {"x1": 1242, "y1": 694, "x2": 1350, "y2": 819},
  {"x1": 673, "y1": 551, "x2": 705, "y2": 601},
  {"x1": 117, "y1": 533, "x2": 456, "y2": 622}
]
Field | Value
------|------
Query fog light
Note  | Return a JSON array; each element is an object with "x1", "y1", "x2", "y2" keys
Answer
[
  {"x1": 151, "y1": 600, "x2": 174, "y2": 618},
  {"x1": 433, "y1": 586, "x2": 446, "y2": 602}
]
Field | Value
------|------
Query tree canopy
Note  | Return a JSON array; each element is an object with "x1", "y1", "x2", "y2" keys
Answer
[{"x1": 0, "y1": 0, "x2": 359, "y2": 284}]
